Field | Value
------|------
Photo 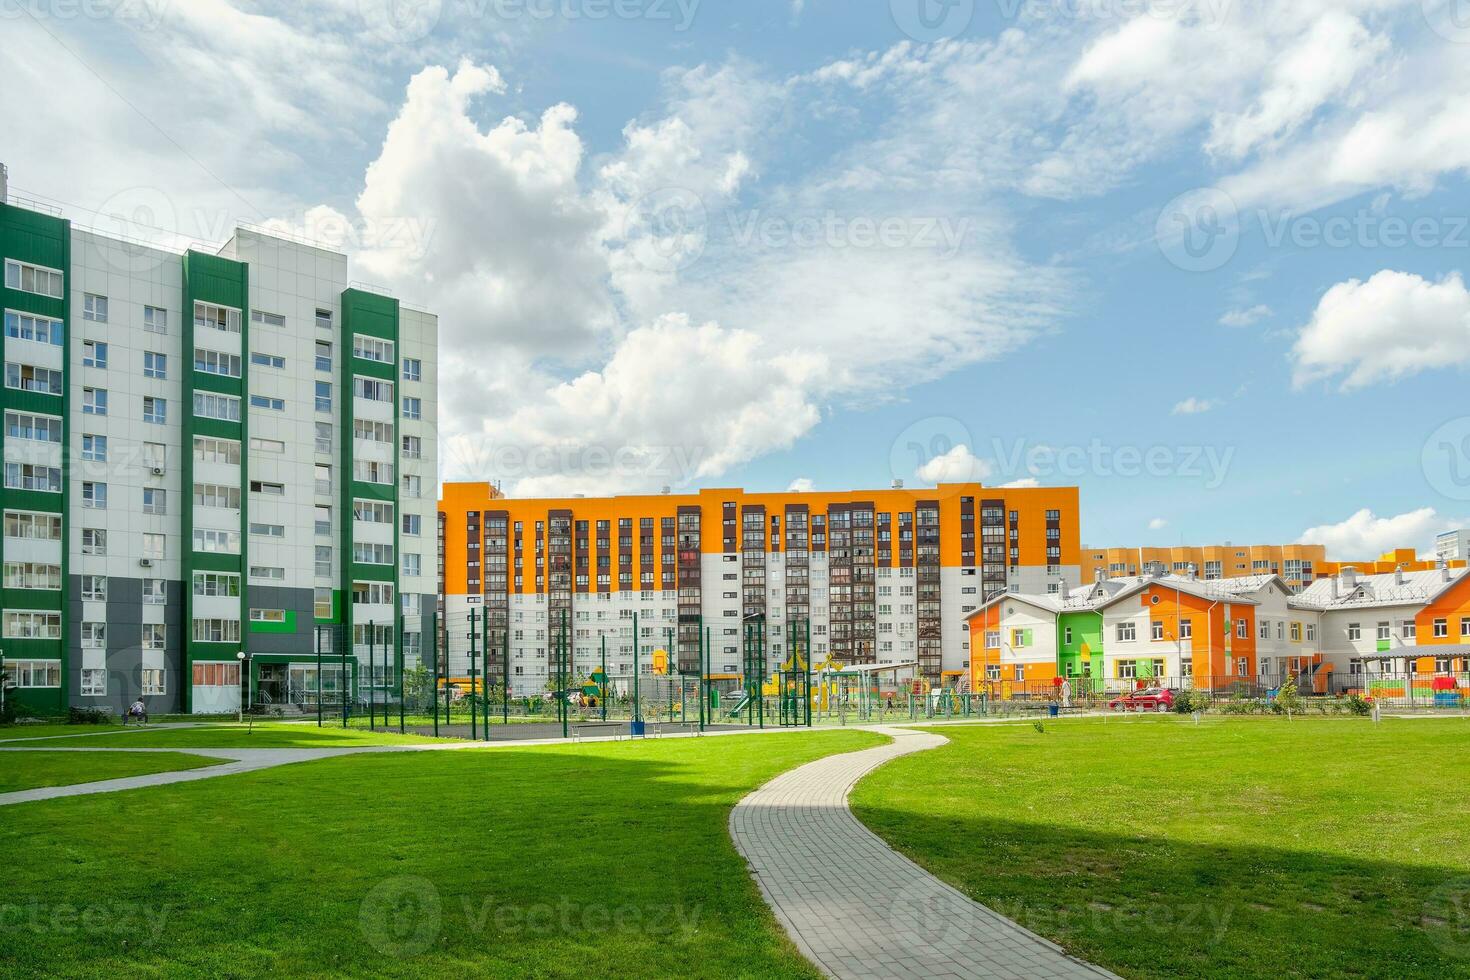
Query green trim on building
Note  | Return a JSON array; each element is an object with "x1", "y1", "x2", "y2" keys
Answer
[
  {"x1": 1057, "y1": 611, "x2": 1104, "y2": 690},
  {"x1": 339, "y1": 288, "x2": 401, "y2": 694},
  {"x1": 0, "y1": 201, "x2": 71, "y2": 714},
  {"x1": 249, "y1": 610, "x2": 297, "y2": 634},
  {"x1": 181, "y1": 250, "x2": 249, "y2": 712}
]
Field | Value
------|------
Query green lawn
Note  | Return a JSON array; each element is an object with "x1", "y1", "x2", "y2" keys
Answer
[
  {"x1": 17, "y1": 722, "x2": 463, "y2": 750},
  {"x1": 851, "y1": 716, "x2": 1470, "y2": 979},
  {"x1": 0, "y1": 723, "x2": 137, "y2": 742},
  {"x1": 0, "y1": 751, "x2": 222, "y2": 793},
  {"x1": 0, "y1": 729, "x2": 882, "y2": 978}
]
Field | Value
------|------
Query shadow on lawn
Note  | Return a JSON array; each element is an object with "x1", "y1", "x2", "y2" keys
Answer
[
  {"x1": 0, "y1": 741, "x2": 850, "y2": 979},
  {"x1": 851, "y1": 804, "x2": 1470, "y2": 979}
]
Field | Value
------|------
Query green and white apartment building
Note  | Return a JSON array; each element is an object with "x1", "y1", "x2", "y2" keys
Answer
[{"x1": 0, "y1": 170, "x2": 439, "y2": 716}]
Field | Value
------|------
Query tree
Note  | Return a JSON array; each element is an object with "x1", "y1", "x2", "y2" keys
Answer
[{"x1": 1275, "y1": 676, "x2": 1304, "y2": 720}]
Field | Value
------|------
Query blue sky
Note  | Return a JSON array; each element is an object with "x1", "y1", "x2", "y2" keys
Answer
[{"x1": 4, "y1": 0, "x2": 1470, "y2": 556}]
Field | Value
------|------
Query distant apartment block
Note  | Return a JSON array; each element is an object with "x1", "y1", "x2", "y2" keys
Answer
[{"x1": 438, "y1": 483, "x2": 1081, "y2": 692}]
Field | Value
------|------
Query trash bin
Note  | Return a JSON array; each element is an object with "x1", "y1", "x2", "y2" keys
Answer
[
  {"x1": 630, "y1": 720, "x2": 646, "y2": 737},
  {"x1": 1047, "y1": 704, "x2": 1060, "y2": 718}
]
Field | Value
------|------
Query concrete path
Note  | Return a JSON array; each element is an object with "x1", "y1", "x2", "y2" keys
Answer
[
  {"x1": 729, "y1": 725, "x2": 1116, "y2": 980},
  {"x1": 0, "y1": 723, "x2": 807, "y2": 807}
]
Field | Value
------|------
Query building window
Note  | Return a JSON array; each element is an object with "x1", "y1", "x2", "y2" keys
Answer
[
  {"x1": 193, "y1": 392, "x2": 241, "y2": 421},
  {"x1": 4, "y1": 463, "x2": 61, "y2": 492},
  {"x1": 249, "y1": 394, "x2": 285, "y2": 412},
  {"x1": 143, "y1": 397, "x2": 167, "y2": 424},
  {"x1": 251, "y1": 310, "x2": 286, "y2": 328},
  {"x1": 251, "y1": 351, "x2": 285, "y2": 370},
  {"x1": 142, "y1": 624, "x2": 166, "y2": 650},
  {"x1": 314, "y1": 588, "x2": 333, "y2": 619},
  {"x1": 315, "y1": 505, "x2": 331, "y2": 537},
  {"x1": 402, "y1": 358, "x2": 422, "y2": 382},
  {"x1": 250, "y1": 567, "x2": 286, "y2": 582},
  {"x1": 1179, "y1": 619, "x2": 1192, "y2": 639},
  {"x1": 1236, "y1": 619, "x2": 1248, "y2": 639},
  {"x1": 402, "y1": 475, "x2": 422, "y2": 498},
  {"x1": 80, "y1": 668, "x2": 107, "y2": 697},
  {"x1": 191, "y1": 618, "x2": 241, "y2": 643},
  {"x1": 82, "y1": 339, "x2": 108, "y2": 368},
  {"x1": 1151, "y1": 621, "x2": 1164, "y2": 641},
  {"x1": 142, "y1": 488, "x2": 167, "y2": 515},
  {"x1": 402, "y1": 513, "x2": 422, "y2": 536},
  {"x1": 402, "y1": 396, "x2": 422, "y2": 420},
  {"x1": 194, "y1": 483, "x2": 241, "y2": 509},
  {"x1": 3, "y1": 658, "x2": 62, "y2": 685},
  {"x1": 192, "y1": 572, "x2": 241, "y2": 597},
  {"x1": 6, "y1": 512, "x2": 63, "y2": 540},
  {"x1": 81, "y1": 482, "x2": 108, "y2": 509},
  {"x1": 6, "y1": 410, "x2": 61, "y2": 444},
  {"x1": 83, "y1": 293, "x2": 108, "y2": 322},
  {"x1": 195, "y1": 348, "x2": 241, "y2": 378},
  {"x1": 81, "y1": 622, "x2": 106, "y2": 648},
  {"x1": 192, "y1": 528, "x2": 241, "y2": 554},
  {"x1": 353, "y1": 335, "x2": 395, "y2": 364},
  {"x1": 249, "y1": 480, "x2": 285, "y2": 497},
  {"x1": 143, "y1": 351, "x2": 167, "y2": 379},
  {"x1": 315, "y1": 421, "x2": 332, "y2": 454},
  {"x1": 144, "y1": 305, "x2": 167, "y2": 333},
  {"x1": 314, "y1": 464, "x2": 332, "y2": 496},
  {"x1": 315, "y1": 340, "x2": 332, "y2": 372},
  {"x1": 315, "y1": 381, "x2": 332, "y2": 413},
  {"x1": 1434, "y1": 618, "x2": 1449, "y2": 638},
  {"x1": 142, "y1": 669, "x2": 166, "y2": 696},
  {"x1": 315, "y1": 546, "x2": 333, "y2": 578},
  {"x1": 142, "y1": 579, "x2": 167, "y2": 605},
  {"x1": 143, "y1": 533, "x2": 165, "y2": 559},
  {"x1": 81, "y1": 575, "x2": 108, "y2": 601},
  {"x1": 4, "y1": 259, "x2": 64, "y2": 298},
  {"x1": 352, "y1": 377, "x2": 393, "y2": 402},
  {"x1": 81, "y1": 434, "x2": 107, "y2": 462},
  {"x1": 3, "y1": 310, "x2": 63, "y2": 345},
  {"x1": 1116, "y1": 623, "x2": 1136, "y2": 642},
  {"x1": 403, "y1": 553, "x2": 422, "y2": 577},
  {"x1": 7, "y1": 362, "x2": 64, "y2": 395},
  {"x1": 249, "y1": 437, "x2": 285, "y2": 454},
  {"x1": 81, "y1": 528, "x2": 107, "y2": 556},
  {"x1": 249, "y1": 522, "x2": 284, "y2": 538},
  {"x1": 195, "y1": 301, "x2": 240, "y2": 334},
  {"x1": 401, "y1": 435, "x2": 422, "y2": 459}
]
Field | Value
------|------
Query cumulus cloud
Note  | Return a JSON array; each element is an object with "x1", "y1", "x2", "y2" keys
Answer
[
  {"x1": 787, "y1": 477, "x2": 816, "y2": 492},
  {"x1": 916, "y1": 444, "x2": 994, "y2": 484},
  {"x1": 1172, "y1": 397, "x2": 1215, "y2": 415},
  {"x1": 1292, "y1": 270, "x2": 1470, "y2": 389},
  {"x1": 1297, "y1": 507, "x2": 1461, "y2": 558},
  {"x1": 1148, "y1": 518, "x2": 1169, "y2": 530},
  {"x1": 1000, "y1": 478, "x2": 1041, "y2": 489}
]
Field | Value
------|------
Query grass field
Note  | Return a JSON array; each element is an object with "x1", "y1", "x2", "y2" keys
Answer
[
  {"x1": 851, "y1": 715, "x2": 1470, "y2": 978},
  {"x1": 0, "y1": 729, "x2": 882, "y2": 978},
  {"x1": 16, "y1": 722, "x2": 463, "y2": 750},
  {"x1": 0, "y1": 751, "x2": 222, "y2": 793}
]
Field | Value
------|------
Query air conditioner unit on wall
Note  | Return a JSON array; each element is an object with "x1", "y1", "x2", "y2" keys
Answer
[
  {"x1": 151, "y1": 467, "x2": 165, "y2": 476},
  {"x1": 139, "y1": 558, "x2": 153, "y2": 568}
]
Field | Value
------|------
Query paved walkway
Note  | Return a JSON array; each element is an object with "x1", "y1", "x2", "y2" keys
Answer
[
  {"x1": 0, "y1": 723, "x2": 806, "y2": 807},
  {"x1": 729, "y1": 726, "x2": 1116, "y2": 980}
]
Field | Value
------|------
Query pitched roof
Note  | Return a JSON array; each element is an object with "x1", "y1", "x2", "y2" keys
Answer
[{"x1": 1289, "y1": 567, "x2": 1467, "y2": 611}]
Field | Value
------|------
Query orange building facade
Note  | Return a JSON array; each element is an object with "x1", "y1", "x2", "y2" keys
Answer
[{"x1": 439, "y1": 482, "x2": 1080, "y2": 691}]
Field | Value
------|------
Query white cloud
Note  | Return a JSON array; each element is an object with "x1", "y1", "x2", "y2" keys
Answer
[
  {"x1": 1220, "y1": 304, "x2": 1274, "y2": 327},
  {"x1": 1297, "y1": 507, "x2": 1461, "y2": 558},
  {"x1": 1148, "y1": 518, "x2": 1168, "y2": 530},
  {"x1": 915, "y1": 444, "x2": 994, "y2": 484},
  {"x1": 1000, "y1": 477, "x2": 1041, "y2": 488},
  {"x1": 1292, "y1": 270, "x2": 1470, "y2": 389},
  {"x1": 787, "y1": 477, "x2": 816, "y2": 492},
  {"x1": 1172, "y1": 397, "x2": 1215, "y2": 415}
]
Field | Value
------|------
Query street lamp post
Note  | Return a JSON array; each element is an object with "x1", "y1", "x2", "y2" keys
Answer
[{"x1": 236, "y1": 651, "x2": 247, "y2": 723}]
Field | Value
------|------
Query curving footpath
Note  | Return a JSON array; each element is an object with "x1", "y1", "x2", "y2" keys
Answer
[{"x1": 729, "y1": 725, "x2": 1117, "y2": 980}]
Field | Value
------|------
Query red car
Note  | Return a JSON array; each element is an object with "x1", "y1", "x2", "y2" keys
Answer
[{"x1": 1108, "y1": 688, "x2": 1175, "y2": 712}]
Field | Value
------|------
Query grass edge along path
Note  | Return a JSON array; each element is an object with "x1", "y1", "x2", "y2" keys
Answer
[
  {"x1": 849, "y1": 715, "x2": 1470, "y2": 979},
  {"x1": 0, "y1": 750, "x2": 224, "y2": 794},
  {"x1": 0, "y1": 728, "x2": 885, "y2": 979}
]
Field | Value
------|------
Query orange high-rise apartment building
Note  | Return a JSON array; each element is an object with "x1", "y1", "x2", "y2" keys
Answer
[{"x1": 439, "y1": 482, "x2": 1081, "y2": 692}]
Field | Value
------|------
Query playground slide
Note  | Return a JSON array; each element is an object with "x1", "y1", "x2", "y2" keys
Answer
[{"x1": 725, "y1": 693, "x2": 751, "y2": 719}]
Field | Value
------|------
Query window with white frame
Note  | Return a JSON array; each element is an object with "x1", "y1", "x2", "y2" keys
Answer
[
  {"x1": 81, "y1": 528, "x2": 107, "y2": 556},
  {"x1": 249, "y1": 394, "x2": 285, "y2": 412},
  {"x1": 81, "y1": 621, "x2": 106, "y2": 648},
  {"x1": 81, "y1": 575, "x2": 107, "y2": 601},
  {"x1": 192, "y1": 528, "x2": 240, "y2": 554},
  {"x1": 82, "y1": 339, "x2": 108, "y2": 368},
  {"x1": 142, "y1": 669, "x2": 166, "y2": 695},
  {"x1": 5, "y1": 511, "x2": 62, "y2": 540},
  {"x1": 1116, "y1": 622, "x2": 1136, "y2": 642},
  {"x1": 353, "y1": 377, "x2": 393, "y2": 402},
  {"x1": 192, "y1": 572, "x2": 240, "y2": 597},
  {"x1": 4, "y1": 463, "x2": 61, "y2": 492},
  {"x1": 80, "y1": 668, "x2": 107, "y2": 696},
  {"x1": 4, "y1": 658, "x2": 62, "y2": 685},
  {"x1": 251, "y1": 310, "x2": 285, "y2": 328},
  {"x1": 194, "y1": 436, "x2": 240, "y2": 464},
  {"x1": 81, "y1": 482, "x2": 107, "y2": 509},
  {"x1": 81, "y1": 434, "x2": 107, "y2": 461},
  {"x1": 194, "y1": 301, "x2": 240, "y2": 333},
  {"x1": 3, "y1": 310, "x2": 63, "y2": 345},
  {"x1": 144, "y1": 305, "x2": 167, "y2": 333},
  {"x1": 143, "y1": 351, "x2": 167, "y2": 379},
  {"x1": 402, "y1": 357, "x2": 421, "y2": 381},
  {"x1": 194, "y1": 348, "x2": 241, "y2": 378},
  {"x1": 143, "y1": 487, "x2": 167, "y2": 515},
  {"x1": 143, "y1": 533, "x2": 165, "y2": 560},
  {"x1": 142, "y1": 579, "x2": 167, "y2": 605},
  {"x1": 193, "y1": 392, "x2": 240, "y2": 421},
  {"x1": 142, "y1": 624, "x2": 167, "y2": 650},
  {"x1": 4, "y1": 260, "x2": 64, "y2": 298},
  {"x1": 402, "y1": 396, "x2": 422, "y2": 420},
  {"x1": 6, "y1": 362, "x2": 63, "y2": 395},
  {"x1": 191, "y1": 618, "x2": 241, "y2": 643},
  {"x1": 5, "y1": 410, "x2": 61, "y2": 443},
  {"x1": 143, "y1": 396, "x2": 167, "y2": 424},
  {"x1": 353, "y1": 334, "x2": 395, "y2": 363},
  {"x1": 83, "y1": 293, "x2": 108, "y2": 322}
]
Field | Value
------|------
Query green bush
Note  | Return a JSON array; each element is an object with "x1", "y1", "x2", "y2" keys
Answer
[
  {"x1": 1173, "y1": 689, "x2": 1210, "y2": 714},
  {"x1": 67, "y1": 706, "x2": 112, "y2": 725},
  {"x1": 1344, "y1": 694, "x2": 1373, "y2": 716}
]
